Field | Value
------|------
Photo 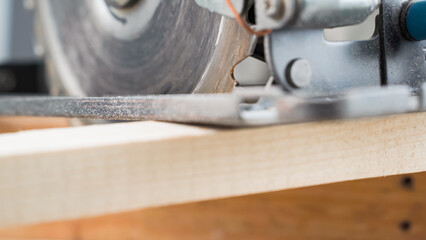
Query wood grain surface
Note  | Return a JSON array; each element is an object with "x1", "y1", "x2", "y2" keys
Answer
[
  {"x1": 0, "y1": 114, "x2": 426, "y2": 227},
  {"x1": 0, "y1": 172, "x2": 425, "y2": 240},
  {"x1": 0, "y1": 113, "x2": 425, "y2": 228}
]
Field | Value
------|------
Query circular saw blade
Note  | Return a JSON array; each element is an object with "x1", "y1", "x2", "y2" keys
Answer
[{"x1": 36, "y1": 0, "x2": 255, "y2": 96}]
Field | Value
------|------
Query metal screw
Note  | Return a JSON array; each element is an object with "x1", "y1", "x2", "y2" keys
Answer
[
  {"x1": 105, "y1": 0, "x2": 138, "y2": 9},
  {"x1": 286, "y1": 59, "x2": 312, "y2": 88}
]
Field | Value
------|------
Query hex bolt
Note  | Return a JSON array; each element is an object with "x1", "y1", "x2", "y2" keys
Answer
[
  {"x1": 105, "y1": 0, "x2": 138, "y2": 9},
  {"x1": 286, "y1": 59, "x2": 312, "y2": 88}
]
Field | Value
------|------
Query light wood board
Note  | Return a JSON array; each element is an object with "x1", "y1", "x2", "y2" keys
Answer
[
  {"x1": 0, "y1": 172, "x2": 425, "y2": 240},
  {"x1": 0, "y1": 113, "x2": 425, "y2": 228}
]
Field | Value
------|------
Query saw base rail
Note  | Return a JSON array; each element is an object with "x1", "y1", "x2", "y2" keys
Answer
[{"x1": 0, "y1": 85, "x2": 424, "y2": 126}]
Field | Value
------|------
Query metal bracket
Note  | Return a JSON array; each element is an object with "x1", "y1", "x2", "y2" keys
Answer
[{"x1": 267, "y1": 0, "x2": 426, "y2": 97}]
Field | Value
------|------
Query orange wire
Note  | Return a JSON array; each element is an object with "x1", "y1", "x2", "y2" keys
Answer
[{"x1": 225, "y1": 0, "x2": 272, "y2": 36}]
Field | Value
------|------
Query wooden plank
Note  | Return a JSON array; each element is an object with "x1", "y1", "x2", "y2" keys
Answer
[
  {"x1": 0, "y1": 113, "x2": 425, "y2": 228},
  {"x1": 0, "y1": 117, "x2": 69, "y2": 133},
  {"x1": 1, "y1": 172, "x2": 425, "y2": 240}
]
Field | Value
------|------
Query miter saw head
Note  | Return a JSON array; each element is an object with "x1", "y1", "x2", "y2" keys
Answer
[
  {"x1": 35, "y1": 0, "x2": 255, "y2": 97},
  {"x1": 0, "y1": 0, "x2": 424, "y2": 126}
]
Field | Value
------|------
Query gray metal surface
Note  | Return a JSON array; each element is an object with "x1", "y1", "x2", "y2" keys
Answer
[
  {"x1": 255, "y1": 0, "x2": 295, "y2": 33},
  {"x1": 267, "y1": 0, "x2": 426, "y2": 97},
  {"x1": 195, "y1": 0, "x2": 378, "y2": 31},
  {"x1": 0, "y1": 0, "x2": 13, "y2": 63},
  {"x1": 0, "y1": 86, "x2": 421, "y2": 127},
  {"x1": 0, "y1": 0, "x2": 37, "y2": 64},
  {"x1": 382, "y1": 0, "x2": 426, "y2": 91},
  {"x1": 36, "y1": 0, "x2": 254, "y2": 96},
  {"x1": 255, "y1": 0, "x2": 378, "y2": 30},
  {"x1": 422, "y1": 83, "x2": 426, "y2": 109},
  {"x1": 266, "y1": 29, "x2": 381, "y2": 97},
  {"x1": 292, "y1": 0, "x2": 379, "y2": 29}
]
